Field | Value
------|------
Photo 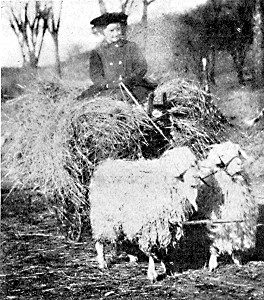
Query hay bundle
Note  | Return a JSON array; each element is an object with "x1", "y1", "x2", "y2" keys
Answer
[
  {"x1": 1, "y1": 91, "x2": 84, "y2": 207},
  {"x1": 69, "y1": 96, "x2": 151, "y2": 171},
  {"x1": 89, "y1": 146, "x2": 199, "y2": 254},
  {"x1": 1, "y1": 82, "x2": 151, "y2": 210},
  {"x1": 154, "y1": 78, "x2": 228, "y2": 158},
  {"x1": 2, "y1": 77, "x2": 229, "y2": 202}
]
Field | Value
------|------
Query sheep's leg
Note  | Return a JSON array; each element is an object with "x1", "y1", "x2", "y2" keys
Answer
[
  {"x1": 208, "y1": 245, "x2": 219, "y2": 272},
  {"x1": 114, "y1": 240, "x2": 138, "y2": 263},
  {"x1": 161, "y1": 260, "x2": 166, "y2": 274},
  {"x1": 160, "y1": 259, "x2": 175, "y2": 277},
  {"x1": 95, "y1": 241, "x2": 108, "y2": 269},
  {"x1": 147, "y1": 255, "x2": 158, "y2": 283},
  {"x1": 231, "y1": 251, "x2": 242, "y2": 267},
  {"x1": 127, "y1": 254, "x2": 138, "y2": 263}
]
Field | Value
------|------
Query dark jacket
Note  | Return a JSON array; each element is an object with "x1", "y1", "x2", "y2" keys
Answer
[{"x1": 78, "y1": 39, "x2": 156, "y2": 102}]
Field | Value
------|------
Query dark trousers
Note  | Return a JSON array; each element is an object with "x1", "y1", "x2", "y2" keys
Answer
[{"x1": 76, "y1": 80, "x2": 157, "y2": 104}]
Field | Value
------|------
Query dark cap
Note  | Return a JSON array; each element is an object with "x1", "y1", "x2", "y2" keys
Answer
[{"x1": 90, "y1": 12, "x2": 128, "y2": 27}]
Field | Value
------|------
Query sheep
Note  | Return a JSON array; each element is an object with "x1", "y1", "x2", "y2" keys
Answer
[
  {"x1": 198, "y1": 141, "x2": 258, "y2": 271},
  {"x1": 89, "y1": 141, "x2": 258, "y2": 281},
  {"x1": 89, "y1": 146, "x2": 199, "y2": 282}
]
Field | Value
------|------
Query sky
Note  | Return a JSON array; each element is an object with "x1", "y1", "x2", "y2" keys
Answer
[{"x1": 1, "y1": 0, "x2": 208, "y2": 67}]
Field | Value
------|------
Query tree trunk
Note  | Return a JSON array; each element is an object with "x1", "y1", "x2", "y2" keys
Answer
[
  {"x1": 208, "y1": 46, "x2": 216, "y2": 85},
  {"x1": 141, "y1": 1, "x2": 148, "y2": 52},
  {"x1": 252, "y1": 0, "x2": 263, "y2": 87},
  {"x1": 19, "y1": 41, "x2": 27, "y2": 66},
  {"x1": 98, "y1": 0, "x2": 107, "y2": 14},
  {"x1": 29, "y1": 52, "x2": 38, "y2": 68},
  {"x1": 230, "y1": 47, "x2": 246, "y2": 85},
  {"x1": 53, "y1": 33, "x2": 61, "y2": 78}
]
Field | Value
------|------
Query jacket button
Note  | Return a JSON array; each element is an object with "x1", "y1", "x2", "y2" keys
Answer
[
  {"x1": 109, "y1": 62, "x2": 113, "y2": 66},
  {"x1": 118, "y1": 61, "x2": 122, "y2": 65}
]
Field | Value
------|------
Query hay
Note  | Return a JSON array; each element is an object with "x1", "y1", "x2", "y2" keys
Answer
[
  {"x1": 89, "y1": 146, "x2": 199, "y2": 253},
  {"x1": 154, "y1": 78, "x2": 228, "y2": 158},
  {"x1": 1, "y1": 81, "x2": 151, "y2": 210},
  {"x1": 2, "y1": 78, "x2": 229, "y2": 200},
  {"x1": 2, "y1": 87, "x2": 84, "y2": 207},
  {"x1": 69, "y1": 96, "x2": 151, "y2": 172},
  {"x1": 1, "y1": 77, "x2": 231, "y2": 242}
]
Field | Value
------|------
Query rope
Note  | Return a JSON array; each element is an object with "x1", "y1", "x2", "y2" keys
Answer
[{"x1": 183, "y1": 219, "x2": 263, "y2": 227}]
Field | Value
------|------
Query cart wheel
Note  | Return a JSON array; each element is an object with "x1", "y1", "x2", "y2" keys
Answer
[
  {"x1": 54, "y1": 206, "x2": 82, "y2": 242},
  {"x1": 65, "y1": 210, "x2": 82, "y2": 242}
]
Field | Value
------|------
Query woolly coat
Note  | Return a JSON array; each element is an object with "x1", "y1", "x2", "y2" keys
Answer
[{"x1": 89, "y1": 39, "x2": 156, "y2": 102}]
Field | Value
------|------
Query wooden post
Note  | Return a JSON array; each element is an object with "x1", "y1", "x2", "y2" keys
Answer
[
  {"x1": 162, "y1": 92, "x2": 167, "y2": 106},
  {"x1": 202, "y1": 57, "x2": 210, "y2": 93},
  {"x1": 147, "y1": 92, "x2": 154, "y2": 116}
]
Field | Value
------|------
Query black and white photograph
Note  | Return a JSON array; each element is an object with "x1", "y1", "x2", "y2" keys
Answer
[{"x1": 1, "y1": 0, "x2": 264, "y2": 299}]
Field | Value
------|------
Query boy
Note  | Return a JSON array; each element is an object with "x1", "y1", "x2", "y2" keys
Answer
[{"x1": 77, "y1": 12, "x2": 156, "y2": 103}]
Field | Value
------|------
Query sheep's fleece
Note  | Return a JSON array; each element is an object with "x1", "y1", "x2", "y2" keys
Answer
[
  {"x1": 89, "y1": 141, "x2": 258, "y2": 255},
  {"x1": 89, "y1": 146, "x2": 199, "y2": 253}
]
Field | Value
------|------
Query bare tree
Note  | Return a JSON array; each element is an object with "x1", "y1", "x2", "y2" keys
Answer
[
  {"x1": 97, "y1": 0, "x2": 134, "y2": 14},
  {"x1": 7, "y1": 1, "x2": 50, "y2": 68},
  {"x1": 141, "y1": 0, "x2": 155, "y2": 27},
  {"x1": 252, "y1": 0, "x2": 263, "y2": 87},
  {"x1": 262, "y1": 0, "x2": 264, "y2": 80},
  {"x1": 47, "y1": 0, "x2": 63, "y2": 78},
  {"x1": 98, "y1": 0, "x2": 107, "y2": 14},
  {"x1": 140, "y1": 0, "x2": 156, "y2": 50}
]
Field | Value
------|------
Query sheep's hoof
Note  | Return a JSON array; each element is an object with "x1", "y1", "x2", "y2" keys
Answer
[
  {"x1": 147, "y1": 270, "x2": 158, "y2": 283},
  {"x1": 231, "y1": 253, "x2": 242, "y2": 267},
  {"x1": 127, "y1": 254, "x2": 138, "y2": 263},
  {"x1": 208, "y1": 246, "x2": 219, "y2": 272},
  {"x1": 147, "y1": 255, "x2": 158, "y2": 283},
  {"x1": 98, "y1": 259, "x2": 108, "y2": 270},
  {"x1": 208, "y1": 254, "x2": 218, "y2": 272}
]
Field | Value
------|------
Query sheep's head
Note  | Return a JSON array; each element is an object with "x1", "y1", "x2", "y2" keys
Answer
[
  {"x1": 161, "y1": 146, "x2": 197, "y2": 178},
  {"x1": 161, "y1": 147, "x2": 199, "y2": 211},
  {"x1": 199, "y1": 141, "x2": 248, "y2": 177}
]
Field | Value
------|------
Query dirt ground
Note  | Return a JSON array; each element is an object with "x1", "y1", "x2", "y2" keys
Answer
[
  {"x1": 1, "y1": 82, "x2": 264, "y2": 300},
  {"x1": 1, "y1": 194, "x2": 264, "y2": 300}
]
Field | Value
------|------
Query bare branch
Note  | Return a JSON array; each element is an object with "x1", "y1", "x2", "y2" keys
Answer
[
  {"x1": 143, "y1": 0, "x2": 156, "y2": 5},
  {"x1": 56, "y1": 0, "x2": 63, "y2": 30},
  {"x1": 121, "y1": 0, "x2": 135, "y2": 13},
  {"x1": 47, "y1": 0, "x2": 63, "y2": 34}
]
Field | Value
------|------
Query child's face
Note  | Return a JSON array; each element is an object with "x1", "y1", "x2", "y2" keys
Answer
[{"x1": 103, "y1": 23, "x2": 122, "y2": 44}]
